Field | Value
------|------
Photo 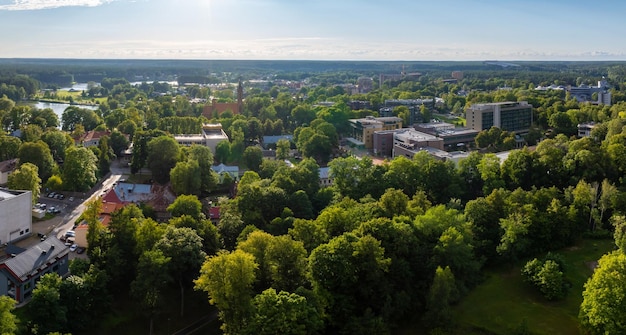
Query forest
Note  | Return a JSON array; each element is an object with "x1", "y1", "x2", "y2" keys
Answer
[{"x1": 1, "y1": 60, "x2": 626, "y2": 334}]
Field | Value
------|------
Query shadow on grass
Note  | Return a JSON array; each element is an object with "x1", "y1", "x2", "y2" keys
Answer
[{"x1": 90, "y1": 287, "x2": 218, "y2": 335}]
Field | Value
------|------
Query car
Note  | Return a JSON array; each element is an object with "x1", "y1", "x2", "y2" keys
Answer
[
  {"x1": 68, "y1": 196, "x2": 74, "y2": 202},
  {"x1": 40, "y1": 203, "x2": 47, "y2": 209},
  {"x1": 59, "y1": 194, "x2": 65, "y2": 200},
  {"x1": 47, "y1": 192, "x2": 55, "y2": 198},
  {"x1": 53, "y1": 208, "x2": 61, "y2": 214},
  {"x1": 69, "y1": 244, "x2": 78, "y2": 252},
  {"x1": 47, "y1": 207, "x2": 56, "y2": 214},
  {"x1": 76, "y1": 247, "x2": 86, "y2": 254},
  {"x1": 65, "y1": 230, "x2": 75, "y2": 237}
]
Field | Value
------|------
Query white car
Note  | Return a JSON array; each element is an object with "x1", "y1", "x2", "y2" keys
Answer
[
  {"x1": 69, "y1": 244, "x2": 78, "y2": 252},
  {"x1": 65, "y1": 230, "x2": 75, "y2": 237}
]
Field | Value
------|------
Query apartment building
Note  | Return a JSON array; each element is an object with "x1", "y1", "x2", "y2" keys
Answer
[{"x1": 465, "y1": 101, "x2": 533, "y2": 133}]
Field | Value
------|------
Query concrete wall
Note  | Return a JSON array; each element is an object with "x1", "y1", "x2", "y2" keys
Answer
[{"x1": 0, "y1": 191, "x2": 33, "y2": 244}]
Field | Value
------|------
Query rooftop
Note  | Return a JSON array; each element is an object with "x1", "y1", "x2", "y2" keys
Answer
[{"x1": 1, "y1": 238, "x2": 68, "y2": 282}]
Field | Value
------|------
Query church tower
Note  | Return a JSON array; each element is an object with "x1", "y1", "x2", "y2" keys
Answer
[{"x1": 237, "y1": 79, "x2": 243, "y2": 114}]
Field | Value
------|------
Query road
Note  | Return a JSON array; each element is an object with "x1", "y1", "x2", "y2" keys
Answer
[{"x1": 48, "y1": 159, "x2": 128, "y2": 240}]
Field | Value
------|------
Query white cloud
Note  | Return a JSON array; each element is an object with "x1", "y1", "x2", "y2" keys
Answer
[{"x1": 0, "y1": 0, "x2": 116, "y2": 11}]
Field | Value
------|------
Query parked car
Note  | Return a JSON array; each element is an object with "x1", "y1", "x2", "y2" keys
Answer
[
  {"x1": 65, "y1": 230, "x2": 75, "y2": 237},
  {"x1": 68, "y1": 196, "x2": 74, "y2": 202},
  {"x1": 59, "y1": 194, "x2": 65, "y2": 200},
  {"x1": 47, "y1": 207, "x2": 56, "y2": 214},
  {"x1": 76, "y1": 247, "x2": 86, "y2": 254},
  {"x1": 47, "y1": 192, "x2": 56, "y2": 198},
  {"x1": 69, "y1": 244, "x2": 78, "y2": 252}
]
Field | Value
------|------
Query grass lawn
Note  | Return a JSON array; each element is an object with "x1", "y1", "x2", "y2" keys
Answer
[{"x1": 455, "y1": 238, "x2": 616, "y2": 335}]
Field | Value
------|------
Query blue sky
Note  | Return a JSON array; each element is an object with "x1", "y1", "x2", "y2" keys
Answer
[{"x1": 1, "y1": 0, "x2": 626, "y2": 60}]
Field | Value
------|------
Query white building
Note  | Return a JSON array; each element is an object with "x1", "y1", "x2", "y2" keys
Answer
[
  {"x1": 174, "y1": 123, "x2": 229, "y2": 155},
  {"x1": 0, "y1": 189, "x2": 33, "y2": 244}
]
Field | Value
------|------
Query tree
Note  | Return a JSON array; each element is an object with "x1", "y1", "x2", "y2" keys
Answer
[
  {"x1": 41, "y1": 130, "x2": 73, "y2": 162},
  {"x1": 62, "y1": 146, "x2": 98, "y2": 191},
  {"x1": 7, "y1": 162, "x2": 40, "y2": 204},
  {"x1": 522, "y1": 257, "x2": 567, "y2": 301},
  {"x1": 0, "y1": 135, "x2": 20, "y2": 161},
  {"x1": 170, "y1": 159, "x2": 201, "y2": 196},
  {"x1": 422, "y1": 266, "x2": 457, "y2": 330},
  {"x1": 97, "y1": 135, "x2": 114, "y2": 176},
  {"x1": 17, "y1": 140, "x2": 56, "y2": 182},
  {"x1": 276, "y1": 138, "x2": 291, "y2": 160},
  {"x1": 243, "y1": 146, "x2": 263, "y2": 172},
  {"x1": 579, "y1": 251, "x2": 626, "y2": 334},
  {"x1": 188, "y1": 145, "x2": 219, "y2": 194},
  {"x1": 147, "y1": 136, "x2": 181, "y2": 184},
  {"x1": 109, "y1": 129, "x2": 129, "y2": 157},
  {"x1": 244, "y1": 289, "x2": 322, "y2": 335},
  {"x1": 195, "y1": 250, "x2": 258, "y2": 335},
  {"x1": 27, "y1": 273, "x2": 67, "y2": 334},
  {"x1": 131, "y1": 249, "x2": 172, "y2": 335},
  {"x1": 155, "y1": 226, "x2": 206, "y2": 317},
  {"x1": 215, "y1": 140, "x2": 231, "y2": 164},
  {"x1": 0, "y1": 295, "x2": 18, "y2": 335},
  {"x1": 167, "y1": 194, "x2": 204, "y2": 221}
]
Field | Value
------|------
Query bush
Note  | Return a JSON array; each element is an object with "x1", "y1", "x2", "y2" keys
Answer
[{"x1": 521, "y1": 255, "x2": 569, "y2": 300}]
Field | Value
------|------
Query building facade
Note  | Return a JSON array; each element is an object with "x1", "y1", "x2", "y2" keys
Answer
[
  {"x1": 348, "y1": 116, "x2": 403, "y2": 149},
  {"x1": 465, "y1": 101, "x2": 533, "y2": 133},
  {"x1": 0, "y1": 189, "x2": 33, "y2": 244}
]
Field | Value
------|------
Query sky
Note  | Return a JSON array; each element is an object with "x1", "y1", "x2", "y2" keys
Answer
[{"x1": 1, "y1": 0, "x2": 626, "y2": 61}]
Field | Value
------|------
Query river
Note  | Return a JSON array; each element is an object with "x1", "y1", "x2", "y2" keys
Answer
[{"x1": 31, "y1": 101, "x2": 100, "y2": 127}]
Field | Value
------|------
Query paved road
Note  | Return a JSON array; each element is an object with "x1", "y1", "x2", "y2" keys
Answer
[
  {"x1": 10, "y1": 159, "x2": 130, "y2": 255},
  {"x1": 50, "y1": 160, "x2": 128, "y2": 240}
]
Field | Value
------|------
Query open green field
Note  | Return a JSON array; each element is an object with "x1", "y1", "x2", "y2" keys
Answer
[{"x1": 455, "y1": 238, "x2": 616, "y2": 335}]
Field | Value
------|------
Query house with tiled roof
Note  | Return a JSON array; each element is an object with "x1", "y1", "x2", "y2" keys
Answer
[
  {"x1": 75, "y1": 130, "x2": 111, "y2": 147},
  {"x1": 0, "y1": 238, "x2": 69, "y2": 303}
]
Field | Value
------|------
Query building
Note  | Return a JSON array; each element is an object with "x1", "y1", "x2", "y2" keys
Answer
[
  {"x1": 465, "y1": 101, "x2": 533, "y2": 133},
  {"x1": 0, "y1": 189, "x2": 33, "y2": 244},
  {"x1": 414, "y1": 122, "x2": 480, "y2": 150},
  {"x1": 383, "y1": 98, "x2": 444, "y2": 125},
  {"x1": 578, "y1": 122, "x2": 597, "y2": 138},
  {"x1": 0, "y1": 238, "x2": 69, "y2": 303},
  {"x1": 0, "y1": 159, "x2": 18, "y2": 186},
  {"x1": 262, "y1": 135, "x2": 293, "y2": 149},
  {"x1": 567, "y1": 79, "x2": 611, "y2": 106},
  {"x1": 356, "y1": 77, "x2": 373, "y2": 93},
  {"x1": 319, "y1": 167, "x2": 333, "y2": 188},
  {"x1": 201, "y1": 81, "x2": 243, "y2": 117},
  {"x1": 348, "y1": 100, "x2": 372, "y2": 110},
  {"x1": 75, "y1": 130, "x2": 111, "y2": 147},
  {"x1": 391, "y1": 129, "x2": 445, "y2": 158},
  {"x1": 451, "y1": 71, "x2": 464, "y2": 80},
  {"x1": 212, "y1": 164, "x2": 240, "y2": 182},
  {"x1": 174, "y1": 123, "x2": 229, "y2": 155},
  {"x1": 348, "y1": 116, "x2": 403, "y2": 150}
]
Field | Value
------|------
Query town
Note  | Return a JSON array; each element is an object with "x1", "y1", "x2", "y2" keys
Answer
[{"x1": 0, "y1": 59, "x2": 625, "y2": 334}]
